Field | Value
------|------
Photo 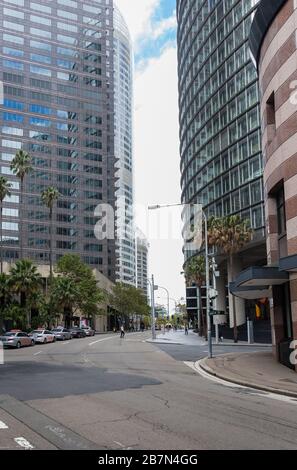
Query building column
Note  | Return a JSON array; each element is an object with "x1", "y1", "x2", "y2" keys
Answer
[
  {"x1": 216, "y1": 272, "x2": 226, "y2": 313},
  {"x1": 228, "y1": 256, "x2": 245, "y2": 328},
  {"x1": 290, "y1": 275, "x2": 297, "y2": 371}
]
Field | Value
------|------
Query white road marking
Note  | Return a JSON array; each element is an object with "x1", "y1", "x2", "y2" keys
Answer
[
  {"x1": 113, "y1": 440, "x2": 133, "y2": 450},
  {"x1": 0, "y1": 421, "x2": 8, "y2": 429},
  {"x1": 33, "y1": 351, "x2": 42, "y2": 356},
  {"x1": 14, "y1": 437, "x2": 34, "y2": 450},
  {"x1": 88, "y1": 336, "x2": 115, "y2": 346},
  {"x1": 184, "y1": 361, "x2": 297, "y2": 405},
  {"x1": 62, "y1": 342, "x2": 70, "y2": 345}
]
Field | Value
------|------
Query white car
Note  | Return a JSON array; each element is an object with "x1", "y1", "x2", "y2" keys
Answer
[{"x1": 30, "y1": 330, "x2": 56, "y2": 344}]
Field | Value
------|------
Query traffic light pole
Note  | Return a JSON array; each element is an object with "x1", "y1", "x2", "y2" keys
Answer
[{"x1": 203, "y1": 211, "x2": 212, "y2": 359}]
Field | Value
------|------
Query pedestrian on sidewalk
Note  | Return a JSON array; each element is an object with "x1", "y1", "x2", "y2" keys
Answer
[
  {"x1": 185, "y1": 324, "x2": 189, "y2": 335},
  {"x1": 120, "y1": 325, "x2": 125, "y2": 338}
]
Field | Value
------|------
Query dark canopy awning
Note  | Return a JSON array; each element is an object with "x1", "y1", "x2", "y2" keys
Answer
[
  {"x1": 279, "y1": 255, "x2": 297, "y2": 273},
  {"x1": 235, "y1": 266, "x2": 289, "y2": 288},
  {"x1": 229, "y1": 266, "x2": 289, "y2": 300},
  {"x1": 229, "y1": 282, "x2": 272, "y2": 300}
]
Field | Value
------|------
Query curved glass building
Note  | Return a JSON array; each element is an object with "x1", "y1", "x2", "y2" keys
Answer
[
  {"x1": 177, "y1": 0, "x2": 267, "y2": 327},
  {"x1": 113, "y1": 4, "x2": 135, "y2": 285}
]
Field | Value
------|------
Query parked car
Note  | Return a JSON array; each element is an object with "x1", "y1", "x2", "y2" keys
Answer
[
  {"x1": 0, "y1": 331, "x2": 35, "y2": 349},
  {"x1": 30, "y1": 330, "x2": 56, "y2": 344},
  {"x1": 69, "y1": 327, "x2": 87, "y2": 338},
  {"x1": 51, "y1": 328, "x2": 72, "y2": 341},
  {"x1": 81, "y1": 326, "x2": 95, "y2": 337}
]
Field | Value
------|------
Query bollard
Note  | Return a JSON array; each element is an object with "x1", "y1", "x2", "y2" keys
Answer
[
  {"x1": 0, "y1": 340, "x2": 3, "y2": 365},
  {"x1": 247, "y1": 319, "x2": 254, "y2": 344}
]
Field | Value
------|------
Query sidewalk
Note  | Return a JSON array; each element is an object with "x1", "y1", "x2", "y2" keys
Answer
[
  {"x1": 147, "y1": 330, "x2": 207, "y2": 346},
  {"x1": 147, "y1": 330, "x2": 271, "y2": 348},
  {"x1": 199, "y1": 351, "x2": 297, "y2": 398}
]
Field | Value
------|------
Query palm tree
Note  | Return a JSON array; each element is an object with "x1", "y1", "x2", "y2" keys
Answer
[
  {"x1": 0, "y1": 273, "x2": 11, "y2": 333},
  {"x1": 9, "y1": 259, "x2": 42, "y2": 328},
  {"x1": 208, "y1": 215, "x2": 253, "y2": 343},
  {"x1": 0, "y1": 177, "x2": 12, "y2": 273},
  {"x1": 41, "y1": 187, "x2": 60, "y2": 280},
  {"x1": 51, "y1": 277, "x2": 78, "y2": 328},
  {"x1": 184, "y1": 255, "x2": 206, "y2": 337},
  {"x1": 10, "y1": 150, "x2": 33, "y2": 260}
]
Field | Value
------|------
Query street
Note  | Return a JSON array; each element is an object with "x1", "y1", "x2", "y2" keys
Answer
[{"x1": 1, "y1": 332, "x2": 297, "y2": 450}]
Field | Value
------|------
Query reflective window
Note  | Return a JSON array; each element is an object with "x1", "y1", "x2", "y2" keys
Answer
[
  {"x1": 29, "y1": 104, "x2": 52, "y2": 115},
  {"x1": 30, "y1": 65, "x2": 51, "y2": 76},
  {"x1": 3, "y1": 8, "x2": 24, "y2": 19},
  {"x1": 3, "y1": 33, "x2": 24, "y2": 45},
  {"x1": 57, "y1": 9, "x2": 77, "y2": 20},
  {"x1": 30, "y1": 28, "x2": 51, "y2": 39},
  {"x1": 3, "y1": 59, "x2": 23, "y2": 70},
  {"x1": 30, "y1": 14, "x2": 51, "y2": 26},
  {"x1": 3, "y1": 112, "x2": 23, "y2": 122},
  {"x1": 30, "y1": 53, "x2": 51, "y2": 64},
  {"x1": 57, "y1": 22, "x2": 78, "y2": 33},
  {"x1": 3, "y1": 21, "x2": 24, "y2": 32},
  {"x1": 30, "y1": 2, "x2": 51, "y2": 14},
  {"x1": 3, "y1": 46, "x2": 23, "y2": 57},
  {"x1": 30, "y1": 40, "x2": 52, "y2": 52},
  {"x1": 3, "y1": 99, "x2": 24, "y2": 110}
]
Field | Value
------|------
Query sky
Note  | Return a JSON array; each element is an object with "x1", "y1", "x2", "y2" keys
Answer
[{"x1": 115, "y1": 0, "x2": 185, "y2": 312}]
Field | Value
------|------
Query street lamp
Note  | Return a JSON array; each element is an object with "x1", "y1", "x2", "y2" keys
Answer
[
  {"x1": 147, "y1": 275, "x2": 157, "y2": 340},
  {"x1": 148, "y1": 203, "x2": 213, "y2": 358},
  {"x1": 156, "y1": 286, "x2": 170, "y2": 320}
]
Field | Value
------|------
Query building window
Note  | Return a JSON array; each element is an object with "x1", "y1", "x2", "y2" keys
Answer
[{"x1": 266, "y1": 92, "x2": 276, "y2": 142}]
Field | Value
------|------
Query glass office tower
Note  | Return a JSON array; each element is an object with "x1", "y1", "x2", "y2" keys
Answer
[
  {"x1": 113, "y1": 4, "x2": 135, "y2": 285},
  {"x1": 177, "y1": 0, "x2": 267, "y2": 326},
  {"x1": 0, "y1": 0, "x2": 116, "y2": 280}
]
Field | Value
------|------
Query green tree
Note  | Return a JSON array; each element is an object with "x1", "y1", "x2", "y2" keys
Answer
[
  {"x1": 0, "y1": 177, "x2": 12, "y2": 274},
  {"x1": 50, "y1": 276, "x2": 79, "y2": 328},
  {"x1": 208, "y1": 215, "x2": 253, "y2": 343},
  {"x1": 54, "y1": 254, "x2": 105, "y2": 327},
  {"x1": 109, "y1": 283, "x2": 150, "y2": 327},
  {"x1": 9, "y1": 259, "x2": 42, "y2": 328},
  {"x1": 0, "y1": 273, "x2": 11, "y2": 333},
  {"x1": 10, "y1": 150, "x2": 33, "y2": 259},
  {"x1": 184, "y1": 255, "x2": 206, "y2": 337},
  {"x1": 41, "y1": 187, "x2": 60, "y2": 280}
]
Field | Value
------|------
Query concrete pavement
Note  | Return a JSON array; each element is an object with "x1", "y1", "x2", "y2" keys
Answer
[
  {"x1": 148, "y1": 329, "x2": 271, "y2": 347},
  {"x1": 1, "y1": 331, "x2": 297, "y2": 449},
  {"x1": 199, "y1": 351, "x2": 297, "y2": 398}
]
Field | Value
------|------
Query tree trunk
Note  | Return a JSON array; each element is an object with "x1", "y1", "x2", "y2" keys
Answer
[
  {"x1": 0, "y1": 205, "x2": 3, "y2": 274},
  {"x1": 20, "y1": 178, "x2": 24, "y2": 260},
  {"x1": 49, "y1": 206, "x2": 53, "y2": 281},
  {"x1": 230, "y1": 254, "x2": 238, "y2": 343}
]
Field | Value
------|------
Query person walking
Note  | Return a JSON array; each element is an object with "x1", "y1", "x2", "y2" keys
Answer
[
  {"x1": 120, "y1": 325, "x2": 125, "y2": 338},
  {"x1": 185, "y1": 324, "x2": 189, "y2": 335}
]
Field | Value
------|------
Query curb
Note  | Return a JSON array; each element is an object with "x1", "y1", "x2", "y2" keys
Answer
[
  {"x1": 216, "y1": 343, "x2": 272, "y2": 347},
  {"x1": 197, "y1": 357, "x2": 297, "y2": 399},
  {"x1": 146, "y1": 339, "x2": 186, "y2": 345}
]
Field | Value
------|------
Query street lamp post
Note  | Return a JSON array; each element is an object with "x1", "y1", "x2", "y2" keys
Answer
[
  {"x1": 148, "y1": 203, "x2": 213, "y2": 358},
  {"x1": 157, "y1": 286, "x2": 170, "y2": 321},
  {"x1": 147, "y1": 276, "x2": 156, "y2": 340}
]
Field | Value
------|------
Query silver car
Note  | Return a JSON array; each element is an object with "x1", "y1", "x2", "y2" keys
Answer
[
  {"x1": 51, "y1": 328, "x2": 72, "y2": 341},
  {"x1": 0, "y1": 331, "x2": 35, "y2": 349},
  {"x1": 30, "y1": 330, "x2": 56, "y2": 344},
  {"x1": 82, "y1": 327, "x2": 95, "y2": 337}
]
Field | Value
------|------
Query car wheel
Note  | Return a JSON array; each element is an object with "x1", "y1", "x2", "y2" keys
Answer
[
  {"x1": 53, "y1": 337, "x2": 56, "y2": 343},
  {"x1": 16, "y1": 342, "x2": 21, "y2": 349},
  {"x1": 44, "y1": 338, "x2": 47, "y2": 344}
]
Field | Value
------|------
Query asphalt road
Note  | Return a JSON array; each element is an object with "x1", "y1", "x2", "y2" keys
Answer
[{"x1": 1, "y1": 332, "x2": 297, "y2": 450}]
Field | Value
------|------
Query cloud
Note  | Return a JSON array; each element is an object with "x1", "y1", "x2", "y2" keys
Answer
[
  {"x1": 151, "y1": 13, "x2": 176, "y2": 39},
  {"x1": 115, "y1": 0, "x2": 160, "y2": 43},
  {"x1": 134, "y1": 45, "x2": 185, "y2": 303},
  {"x1": 115, "y1": 0, "x2": 185, "y2": 304}
]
